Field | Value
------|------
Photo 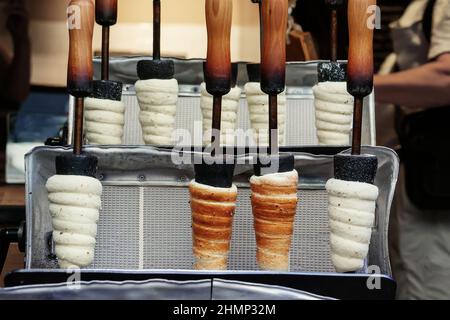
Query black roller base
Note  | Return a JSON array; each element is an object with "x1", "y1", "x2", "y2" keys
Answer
[
  {"x1": 317, "y1": 62, "x2": 347, "y2": 82},
  {"x1": 137, "y1": 59, "x2": 175, "y2": 80},
  {"x1": 55, "y1": 154, "x2": 98, "y2": 178},
  {"x1": 91, "y1": 80, "x2": 123, "y2": 101},
  {"x1": 194, "y1": 158, "x2": 235, "y2": 188},
  {"x1": 253, "y1": 153, "x2": 295, "y2": 177},
  {"x1": 334, "y1": 154, "x2": 378, "y2": 184},
  {"x1": 246, "y1": 63, "x2": 261, "y2": 83}
]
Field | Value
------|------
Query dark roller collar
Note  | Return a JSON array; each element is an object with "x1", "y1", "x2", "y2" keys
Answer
[
  {"x1": 334, "y1": 154, "x2": 378, "y2": 185},
  {"x1": 202, "y1": 62, "x2": 239, "y2": 89},
  {"x1": 55, "y1": 154, "x2": 98, "y2": 178},
  {"x1": 91, "y1": 80, "x2": 123, "y2": 101},
  {"x1": 137, "y1": 59, "x2": 175, "y2": 80},
  {"x1": 194, "y1": 159, "x2": 236, "y2": 188},
  {"x1": 253, "y1": 153, "x2": 295, "y2": 177},
  {"x1": 317, "y1": 62, "x2": 347, "y2": 83}
]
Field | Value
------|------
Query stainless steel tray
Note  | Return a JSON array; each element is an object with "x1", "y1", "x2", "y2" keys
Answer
[
  {"x1": 0, "y1": 278, "x2": 333, "y2": 300},
  {"x1": 24, "y1": 146, "x2": 398, "y2": 278}
]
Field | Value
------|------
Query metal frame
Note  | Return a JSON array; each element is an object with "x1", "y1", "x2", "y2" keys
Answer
[
  {"x1": 23, "y1": 146, "x2": 397, "y2": 277},
  {"x1": 68, "y1": 59, "x2": 376, "y2": 147}
]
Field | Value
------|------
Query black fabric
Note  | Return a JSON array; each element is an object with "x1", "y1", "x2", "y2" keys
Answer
[
  {"x1": 398, "y1": 107, "x2": 450, "y2": 210},
  {"x1": 395, "y1": 0, "x2": 450, "y2": 210},
  {"x1": 422, "y1": 0, "x2": 436, "y2": 44}
]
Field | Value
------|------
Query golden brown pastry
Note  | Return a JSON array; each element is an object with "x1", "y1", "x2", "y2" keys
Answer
[
  {"x1": 250, "y1": 170, "x2": 299, "y2": 271},
  {"x1": 189, "y1": 181, "x2": 237, "y2": 270}
]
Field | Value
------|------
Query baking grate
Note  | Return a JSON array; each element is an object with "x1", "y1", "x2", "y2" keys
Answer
[{"x1": 91, "y1": 185, "x2": 333, "y2": 272}]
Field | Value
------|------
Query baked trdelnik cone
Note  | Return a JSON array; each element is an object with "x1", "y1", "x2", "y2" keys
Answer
[
  {"x1": 250, "y1": 170, "x2": 299, "y2": 271},
  {"x1": 189, "y1": 181, "x2": 237, "y2": 270}
]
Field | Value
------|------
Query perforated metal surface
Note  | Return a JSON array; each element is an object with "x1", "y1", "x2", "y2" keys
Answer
[
  {"x1": 26, "y1": 146, "x2": 397, "y2": 277},
  {"x1": 91, "y1": 185, "x2": 333, "y2": 272},
  {"x1": 120, "y1": 92, "x2": 330, "y2": 147},
  {"x1": 67, "y1": 60, "x2": 376, "y2": 149},
  {"x1": 91, "y1": 187, "x2": 141, "y2": 269}
]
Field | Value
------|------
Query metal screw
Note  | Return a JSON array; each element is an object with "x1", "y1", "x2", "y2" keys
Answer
[{"x1": 139, "y1": 175, "x2": 146, "y2": 182}]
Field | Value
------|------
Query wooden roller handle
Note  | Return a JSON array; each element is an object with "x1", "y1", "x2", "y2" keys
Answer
[
  {"x1": 67, "y1": 0, "x2": 94, "y2": 97},
  {"x1": 95, "y1": 0, "x2": 118, "y2": 26},
  {"x1": 205, "y1": 0, "x2": 232, "y2": 96},
  {"x1": 347, "y1": 0, "x2": 376, "y2": 98},
  {"x1": 260, "y1": 0, "x2": 288, "y2": 95}
]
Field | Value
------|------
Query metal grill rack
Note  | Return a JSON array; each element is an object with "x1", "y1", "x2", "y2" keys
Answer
[
  {"x1": 23, "y1": 146, "x2": 397, "y2": 275},
  {"x1": 67, "y1": 59, "x2": 376, "y2": 147},
  {"x1": 3, "y1": 59, "x2": 397, "y2": 299}
]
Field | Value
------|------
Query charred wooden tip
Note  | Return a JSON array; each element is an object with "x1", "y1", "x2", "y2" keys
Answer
[
  {"x1": 347, "y1": 76, "x2": 373, "y2": 98},
  {"x1": 95, "y1": 0, "x2": 118, "y2": 26},
  {"x1": 260, "y1": 0, "x2": 288, "y2": 95},
  {"x1": 67, "y1": 77, "x2": 92, "y2": 98},
  {"x1": 347, "y1": 0, "x2": 376, "y2": 98},
  {"x1": 67, "y1": 0, "x2": 95, "y2": 98},
  {"x1": 205, "y1": 0, "x2": 233, "y2": 96},
  {"x1": 203, "y1": 62, "x2": 238, "y2": 88}
]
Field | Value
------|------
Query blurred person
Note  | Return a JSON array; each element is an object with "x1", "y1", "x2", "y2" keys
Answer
[
  {"x1": 0, "y1": 0, "x2": 30, "y2": 153},
  {"x1": 0, "y1": 0, "x2": 30, "y2": 110},
  {"x1": 374, "y1": 0, "x2": 450, "y2": 299}
]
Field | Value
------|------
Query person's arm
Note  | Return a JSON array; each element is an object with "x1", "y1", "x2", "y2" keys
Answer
[
  {"x1": 374, "y1": 53, "x2": 450, "y2": 109},
  {"x1": 0, "y1": 2, "x2": 31, "y2": 105}
]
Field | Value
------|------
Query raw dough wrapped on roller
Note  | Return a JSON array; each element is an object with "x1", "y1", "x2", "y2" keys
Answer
[
  {"x1": 250, "y1": 170, "x2": 298, "y2": 271},
  {"x1": 313, "y1": 82, "x2": 354, "y2": 145},
  {"x1": 326, "y1": 178, "x2": 379, "y2": 273},
  {"x1": 189, "y1": 180, "x2": 237, "y2": 270},
  {"x1": 245, "y1": 82, "x2": 286, "y2": 146},
  {"x1": 84, "y1": 97, "x2": 125, "y2": 145},
  {"x1": 46, "y1": 175, "x2": 103, "y2": 269},
  {"x1": 135, "y1": 78, "x2": 178, "y2": 146},
  {"x1": 200, "y1": 83, "x2": 241, "y2": 146}
]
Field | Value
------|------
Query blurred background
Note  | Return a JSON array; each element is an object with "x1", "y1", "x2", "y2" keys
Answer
[
  {"x1": 0, "y1": 0, "x2": 409, "y2": 87},
  {"x1": 0, "y1": 0, "x2": 412, "y2": 183}
]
